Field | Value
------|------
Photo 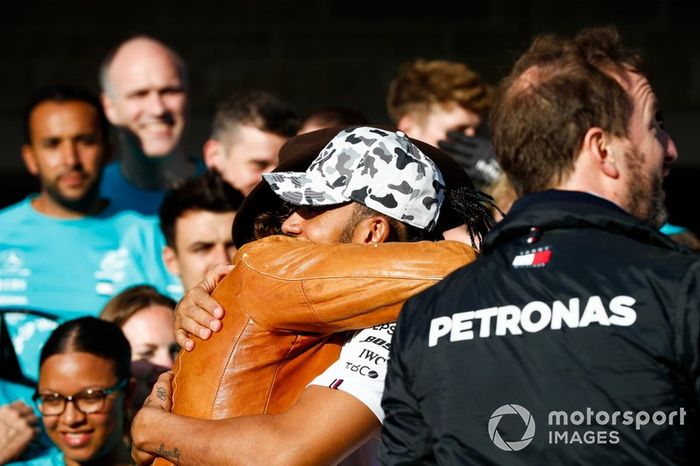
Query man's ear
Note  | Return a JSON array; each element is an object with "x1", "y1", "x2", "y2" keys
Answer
[
  {"x1": 582, "y1": 127, "x2": 620, "y2": 179},
  {"x1": 202, "y1": 139, "x2": 224, "y2": 171},
  {"x1": 162, "y1": 246, "x2": 181, "y2": 277},
  {"x1": 354, "y1": 216, "x2": 392, "y2": 244},
  {"x1": 21, "y1": 145, "x2": 39, "y2": 176},
  {"x1": 101, "y1": 92, "x2": 119, "y2": 125}
]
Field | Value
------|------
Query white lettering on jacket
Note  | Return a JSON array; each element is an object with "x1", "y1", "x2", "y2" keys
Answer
[{"x1": 428, "y1": 295, "x2": 637, "y2": 347}]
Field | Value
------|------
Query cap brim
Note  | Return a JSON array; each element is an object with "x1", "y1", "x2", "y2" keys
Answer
[
  {"x1": 262, "y1": 171, "x2": 348, "y2": 207},
  {"x1": 232, "y1": 125, "x2": 475, "y2": 248}
]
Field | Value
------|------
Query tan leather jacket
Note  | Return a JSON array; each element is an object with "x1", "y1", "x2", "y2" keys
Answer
[{"x1": 169, "y1": 235, "x2": 476, "y2": 420}]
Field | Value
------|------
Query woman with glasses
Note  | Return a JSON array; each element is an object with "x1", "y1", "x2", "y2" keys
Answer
[{"x1": 31, "y1": 317, "x2": 134, "y2": 466}]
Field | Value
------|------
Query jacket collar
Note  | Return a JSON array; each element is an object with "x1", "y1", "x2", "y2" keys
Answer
[{"x1": 482, "y1": 190, "x2": 682, "y2": 255}]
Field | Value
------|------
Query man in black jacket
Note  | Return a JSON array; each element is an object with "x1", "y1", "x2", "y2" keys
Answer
[{"x1": 380, "y1": 27, "x2": 698, "y2": 465}]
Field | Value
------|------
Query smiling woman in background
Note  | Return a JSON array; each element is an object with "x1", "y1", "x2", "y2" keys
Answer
[
  {"x1": 100, "y1": 285, "x2": 178, "y2": 413},
  {"x1": 100, "y1": 285, "x2": 178, "y2": 369},
  {"x1": 32, "y1": 317, "x2": 133, "y2": 466}
]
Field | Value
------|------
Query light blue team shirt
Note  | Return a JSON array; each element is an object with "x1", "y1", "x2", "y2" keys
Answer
[
  {"x1": 0, "y1": 196, "x2": 182, "y2": 381},
  {"x1": 8, "y1": 448, "x2": 63, "y2": 466},
  {"x1": 99, "y1": 162, "x2": 166, "y2": 216},
  {"x1": 0, "y1": 379, "x2": 34, "y2": 406}
]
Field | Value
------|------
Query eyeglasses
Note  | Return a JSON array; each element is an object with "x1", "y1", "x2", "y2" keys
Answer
[{"x1": 33, "y1": 379, "x2": 127, "y2": 416}]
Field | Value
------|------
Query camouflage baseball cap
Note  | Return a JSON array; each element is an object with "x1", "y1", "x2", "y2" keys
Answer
[
  {"x1": 232, "y1": 125, "x2": 477, "y2": 248},
  {"x1": 262, "y1": 126, "x2": 445, "y2": 230}
]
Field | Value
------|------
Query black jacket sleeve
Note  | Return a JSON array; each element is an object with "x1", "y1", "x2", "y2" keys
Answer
[{"x1": 380, "y1": 298, "x2": 436, "y2": 465}]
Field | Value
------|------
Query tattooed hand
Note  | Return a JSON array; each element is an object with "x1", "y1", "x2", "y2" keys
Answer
[
  {"x1": 132, "y1": 372, "x2": 176, "y2": 465},
  {"x1": 143, "y1": 372, "x2": 173, "y2": 412}
]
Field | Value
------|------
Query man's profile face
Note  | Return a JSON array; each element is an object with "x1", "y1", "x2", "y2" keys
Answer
[
  {"x1": 165, "y1": 210, "x2": 236, "y2": 290},
  {"x1": 615, "y1": 71, "x2": 678, "y2": 227},
  {"x1": 281, "y1": 203, "x2": 359, "y2": 244},
  {"x1": 23, "y1": 100, "x2": 106, "y2": 206},
  {"x1": 408, "y1": 102, "x2": 482, "y2": 147},
  {"x1": 216, "y1": 125, "x2": 286, "y2": 195},
  {"x1": 102, "y1": 42, "x2": 187, "y2": 157}
]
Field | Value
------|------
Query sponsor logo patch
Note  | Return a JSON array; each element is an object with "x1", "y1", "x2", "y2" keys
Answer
[
  {"x1": 372, "y1": 323, "x2": 395, "y2": 335},
  {"x1": 358, "y1": 348, "x2": 387, "y2": 365},
  {"x1": 360, "y1": 335, "x2": 391, "y2": 351},
  {"x1": 512, "y1": 247, "x2": 552, "y2": 268},
  {"x1": 0, "y1": 249, "x2": 31, "y2": 277},
  {"x1": 428, "y1": 295, "x2": 637, "y2": 347},
  {"x1": 344, "y1": 362, "x2": 379, "y2": 378}
]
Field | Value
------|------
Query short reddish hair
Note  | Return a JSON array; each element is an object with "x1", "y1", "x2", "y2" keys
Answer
[
  {"x1": 490, "y1": 27, "x2": 646, "y2": 196},
  {"x1": 387, "y1": 59, "x2": 492, "y2": 123}
]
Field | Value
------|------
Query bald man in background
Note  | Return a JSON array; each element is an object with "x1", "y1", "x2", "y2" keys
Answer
[{"x1": 99, "y1": 36, "x2": 195, "y2": 215}]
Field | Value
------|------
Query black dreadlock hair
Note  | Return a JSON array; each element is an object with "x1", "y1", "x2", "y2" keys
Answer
[{"x1": 444, "y1": 186, "x2": 503, "y2": 248}]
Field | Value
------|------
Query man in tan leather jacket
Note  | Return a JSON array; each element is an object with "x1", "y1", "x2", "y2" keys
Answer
[{"x1": 132, "y1": 126, "x2": 496, "y2": 465}]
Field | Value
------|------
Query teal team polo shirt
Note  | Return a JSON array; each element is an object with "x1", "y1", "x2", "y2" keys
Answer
[{"x1": 0, "y1": 197, "x2": 182, "y2": 381}]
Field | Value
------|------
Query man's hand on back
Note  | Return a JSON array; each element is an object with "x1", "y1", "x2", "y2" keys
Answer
[{"x1": 174, "y1": 264, "x2": 232, "y2": 351}]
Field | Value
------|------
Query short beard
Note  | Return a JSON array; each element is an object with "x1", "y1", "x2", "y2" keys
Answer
[
  {"x1": 45, "y1": 177, "x2": 101, "y2": 214},
  {"x1": 624, "y1": 147, "x2": 667, "y2": 228}
]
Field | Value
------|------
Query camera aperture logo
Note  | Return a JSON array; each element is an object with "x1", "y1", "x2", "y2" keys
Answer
[
  {"x1": 488, "y1": 403, "x2": 687, "y2": 451},
  {"x1": 488, "y1": 404, "x2": 536, "y2": 451}
]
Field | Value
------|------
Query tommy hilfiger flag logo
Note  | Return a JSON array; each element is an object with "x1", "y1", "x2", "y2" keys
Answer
[{"x1": 512, "y1": 247, "x2": 552, "y2": 268}]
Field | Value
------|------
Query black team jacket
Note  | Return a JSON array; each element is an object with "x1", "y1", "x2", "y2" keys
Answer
[{"x1": 380, "y1": 190, "x2": 699, "y2": 466}]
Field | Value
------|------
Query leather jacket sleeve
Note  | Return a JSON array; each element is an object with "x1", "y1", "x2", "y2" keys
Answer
[{"x1": 213, "y1": 235, "x2": 477, "y2": 333}]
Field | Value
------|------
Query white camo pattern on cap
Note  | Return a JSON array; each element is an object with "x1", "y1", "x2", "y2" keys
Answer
[{"x1": 263, "y1": 126, "x2": 445, "y2": 231}]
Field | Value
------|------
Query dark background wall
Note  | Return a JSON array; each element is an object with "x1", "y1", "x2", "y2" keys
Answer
[{"x1": 1, "y1": 0, "x2": 699, "y2": 229}]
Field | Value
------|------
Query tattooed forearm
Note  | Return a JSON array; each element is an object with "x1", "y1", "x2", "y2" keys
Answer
[
  {"x1": 156, "y1": 387, "x2": 167, "y2": 401},
  {"x1": 155, "y1": 443, "x2": 181, "y2": 462}
]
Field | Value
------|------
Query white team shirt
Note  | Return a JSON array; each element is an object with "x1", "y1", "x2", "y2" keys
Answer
[{"x1": 309, "y1": 322, "x2": 395, "y2": 422}]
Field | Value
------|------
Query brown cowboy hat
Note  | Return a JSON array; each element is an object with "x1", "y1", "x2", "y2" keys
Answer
[{"x1": 232, "y1": 125, "x2": 475, "y2": 247}]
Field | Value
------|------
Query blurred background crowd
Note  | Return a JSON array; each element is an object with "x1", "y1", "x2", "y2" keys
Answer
[
  {"x1": 1, "y1": 1, "x2": 699, "y2": 230},
  {"x1": 1, "y1": 1, "x2": 699, "y2": 465}
]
